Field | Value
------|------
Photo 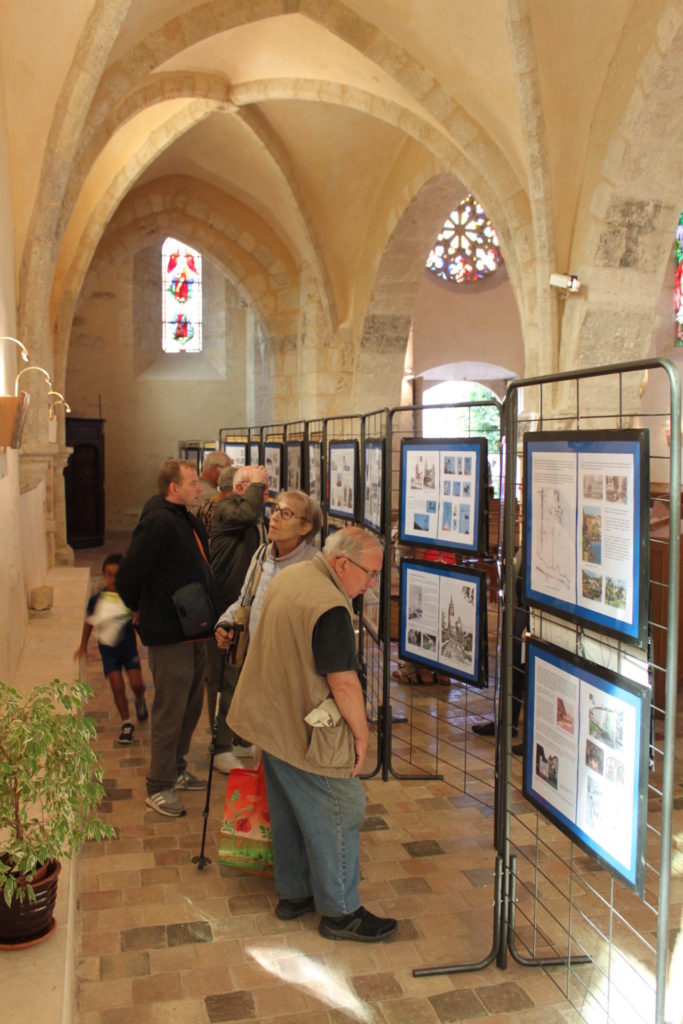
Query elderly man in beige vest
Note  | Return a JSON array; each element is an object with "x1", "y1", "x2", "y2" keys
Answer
[{"x1": 227, "y1": 526, "x2": 397, "y2": 943}]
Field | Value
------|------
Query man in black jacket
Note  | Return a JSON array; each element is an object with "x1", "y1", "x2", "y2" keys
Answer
[{"x1": 116, "y1": 458, "x2": 220, "y2": 817}]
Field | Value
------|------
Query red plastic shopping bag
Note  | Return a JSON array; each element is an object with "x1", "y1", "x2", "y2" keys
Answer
[{"x1": 218, "y1": 763, "x2": 273, "y2": 876}]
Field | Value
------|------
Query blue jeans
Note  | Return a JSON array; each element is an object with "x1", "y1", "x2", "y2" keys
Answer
[{"x1": 262, "y1": 752, "x2": 366, "y2": 917}]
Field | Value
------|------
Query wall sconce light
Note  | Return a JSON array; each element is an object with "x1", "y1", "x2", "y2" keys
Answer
[
  {"x1": 15, "y1": 365, "x2": 52, "y2": 396},
  {"x1": 1, "y1": 335, "x2": 29, "y2": 363},
  {"x1": 549, "y1": 273, "x2": 581, "y2": 293},
  {"x1": 48, "y1": 390, "x2": 71, "y2": 414}
]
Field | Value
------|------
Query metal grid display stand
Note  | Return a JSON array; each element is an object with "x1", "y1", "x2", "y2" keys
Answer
[
  {"x1": 380, "y1": 400, "x2": 504, "y2": 792},
  {"x1": 358, "y1": 409, "x2": 390, "y2": 777},
  {"x1": 415, "y1": 359, "x2": 681, "y2": 1024}
]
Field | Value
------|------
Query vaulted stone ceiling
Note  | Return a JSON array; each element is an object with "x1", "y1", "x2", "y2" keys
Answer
[{"x1": 2, "y1": 0, "x2": 681, "y2": 404}]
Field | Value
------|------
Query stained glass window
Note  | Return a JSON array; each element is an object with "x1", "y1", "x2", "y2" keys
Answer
[
  {"x1": 675, "y1": 211, "x2": 683, "y2": 347},
  {"x1": 426, "y1": 194, "x2": 503, "y2": 284},
  {"x1": 162, "y1": 237, "x2": 202, "y2": 352}
]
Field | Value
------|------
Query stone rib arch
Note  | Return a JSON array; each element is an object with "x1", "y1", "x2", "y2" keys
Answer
[
  {"x1": 17, "y1": 0, "x2": 132, "y2": 363},
  {"x1": 50, "y1": 100, "x2": 219, "y2": 344},
  {"x1": 54, "y1": 177, "x2": 299, "y2": 392},
  {"x1": 57, "y1": 71, "x2": 235, "y2": 241},
  {"x1": 502, "y1": 0, "x2": 559, "y2": 376},
  {"x1": 353, "y1": 173, "x2": 471, "y2": 406},
  {"x1": 24, "y1": 0, "x2": 541, "y2": 396},
  {"x1": 561, "y1": 3, "x2": 683, "y2": 375}
]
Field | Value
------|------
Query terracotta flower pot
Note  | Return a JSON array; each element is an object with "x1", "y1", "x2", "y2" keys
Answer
[{"x1": 0, "y1": 859, "x2": 61, "y2": 948}]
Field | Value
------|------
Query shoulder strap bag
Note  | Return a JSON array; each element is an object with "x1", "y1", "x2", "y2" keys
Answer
[{"x1": 227, "y1": 543, "x2": 268, "y2": 668}]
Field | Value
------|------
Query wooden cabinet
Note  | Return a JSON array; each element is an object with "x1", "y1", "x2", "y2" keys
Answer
[{"x1": 64, "y1": 417, "x2": 105, "y2": 548}]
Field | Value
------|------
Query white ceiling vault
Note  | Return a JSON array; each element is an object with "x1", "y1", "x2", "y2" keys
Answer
[{"x1": 1, "y1": 0, "x2": 681, "y2": 408}]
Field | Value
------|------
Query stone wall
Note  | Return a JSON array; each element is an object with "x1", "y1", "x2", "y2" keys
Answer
[{"x1": 67, "y1": 246, "x2": 264, "y2": 531}]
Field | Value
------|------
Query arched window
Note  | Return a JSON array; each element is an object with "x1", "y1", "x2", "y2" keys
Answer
[
  {"x1": 426, "y1": 194, "x2": 502, "y2": 284},
  {"x1": 162, "y1": 237, "x2": 202, "y2": 352}
]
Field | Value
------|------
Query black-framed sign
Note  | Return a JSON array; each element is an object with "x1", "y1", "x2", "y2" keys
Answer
[
  {"x1": 307, "y1": 441, "x2": 323, "y2": 502},
  {"x1": 223, "y1": 442, "x2": 247, "y2": 467},
  {"x1": 399, "y1": 558, "x2": 488, "y2": 687},
  {"x1": 285, "y1": 441, "x2": 303, "y2": 490},
  {"x1": 328, "y1": 440, "x2": 358, "y2": 520},
  {"x1": 523, "y1": 430, "x2": 649, "y2": 647},
  {"x1": 399, "y1": 438, "x2": 488, "y2": 554},
  {"x1": 363, "y1": 438, "x2": 384, "y2": 534},
  {"x1": 248, "y1": 441, "x2": 261, "y2": 466},
  {"x1": 524, "y1": 638, "x2": 649, "y2": 896},
  {"x1": 361, "y1": 566, "x2": 383, "y2": 642},
  {"x1": 263, "y1": 441, "x2": 283, "y2": 494}
]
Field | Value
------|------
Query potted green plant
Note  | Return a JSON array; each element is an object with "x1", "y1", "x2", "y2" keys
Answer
[{"x1": 0, "y1": 678, "x2": 115, "y2": 946}]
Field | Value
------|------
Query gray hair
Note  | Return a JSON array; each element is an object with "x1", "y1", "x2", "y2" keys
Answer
[
  {"x1": 218, "y1": 465, "x2": 237, "y2": 492},
  {"x1": 323, "y1": 526, "x2": 383, "y2": 562},
  {"x1": 277, "y1": 490, "x2": 322, "y2": 543},
  {"x1": 203, "y1": 451, "x2": 229, "y2": 471}
]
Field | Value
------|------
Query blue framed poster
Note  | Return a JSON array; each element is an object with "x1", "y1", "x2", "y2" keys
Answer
[
  {"x1": 328, "y1": 440, "x2": 358, "y2": 520},
  {"x1": 362, "y1": 439, "x2": 384, "y2": 534},
  {"x1": 523, "y1": 430, "x2": 649, "y2": 647},
  {"x1": 285, "y1": 440, "x2": 303, "y2": 490},
  {"x1": 263, "y1": 441, "x2": 283, "y2": 495},
  {"x1": 248, "y1": 441, "x2": 261, "y2": 466},
  {"x1": 307, "y1": 441, "x2": 322, "y2": 502},
  {"x1": 524, "y1": 639, "x2": 649, "y2": 896},
  {"x1": 223, "y1": 442, "x2": 247, "y2": 467},
  {"x1": 399, "y1": 558, "x2": 488, "y2": 687},
  {"x1": 399, "y1": 438, "x2": 488, "y2": 554}
]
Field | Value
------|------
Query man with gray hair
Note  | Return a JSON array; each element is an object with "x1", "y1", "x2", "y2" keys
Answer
[
  {"x1": 195, "y1": 451, "x2": 231, "y2": 506},
  {"x1": 227, "y1": 526, "x2": 397, "y2": 943},
  {"x1": 205, "y1": 464, "x2": 268, "y2": 762}
]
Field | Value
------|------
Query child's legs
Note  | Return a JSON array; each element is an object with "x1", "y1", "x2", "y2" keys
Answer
[
  {"x1": 126, "y1": 666, "x2": 146, "y2": 699},
  {"x1": 107, "y1": 670, "x2": 130, "y2": 720}
]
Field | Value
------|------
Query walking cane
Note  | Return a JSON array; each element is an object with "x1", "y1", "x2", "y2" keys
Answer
[{"x1": 193, "y1": 649, "x2": 227, "y2": 870}]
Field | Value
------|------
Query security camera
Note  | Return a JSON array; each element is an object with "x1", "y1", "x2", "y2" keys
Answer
[{"x1": 549, "y1": 273, "x2": 581, "y2": 293}]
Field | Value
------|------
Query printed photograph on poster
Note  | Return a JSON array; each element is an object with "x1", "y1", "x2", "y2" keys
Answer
[
  {"x1": 263, "y1": 442, "x2": 283, "y2": 495},
  {"x1": 249, "y1": 441, "x2": 260, "y2": 466},
  {"x1": 307, "y1": 442, "x2": 322, "y2": 502},
  {"x1": 399, "y1": 558, "x2": 488, "y2": 686},
  {"x1": 223, "y1": 442, "x2": 247, "y2": 467},
  {"x1": 363, "y1": 439, "x2": 384, "y2": 533},
  {"x1": 399, "y1": 438, "x2": 488, "y2": 554},
  {"x1": 523, "y1": 638, "x2": 649, "y2": 896},
  {"x1": 285, "y1": 441, "x2": 303, "y2": 490},
  {"x1": 362, "y1": 566, "x2": 382, "y2": 642},
  {"x1": 523, "y1": 430, "x2": 649, "y2": 646},
  {"x1": 329, "y1": 441, "x2": 358, "y2": 520}
]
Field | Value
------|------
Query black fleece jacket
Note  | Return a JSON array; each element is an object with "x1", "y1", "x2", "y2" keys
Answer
[{"x1": 116, "y1": 495, "x2": 220, "y2": 646}]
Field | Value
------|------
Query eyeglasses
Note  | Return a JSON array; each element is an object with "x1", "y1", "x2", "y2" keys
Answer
[
  {"x1": 343, "y1": 555, "x2": 380, "y2": 584},
  {"x1": 271, "y1": 505, "x2": 310, "y2": 523}
]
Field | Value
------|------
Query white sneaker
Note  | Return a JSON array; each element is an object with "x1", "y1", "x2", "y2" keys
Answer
[
  {"x1": 233, "y1": 744, "x2": 255, "y2": 759},
  {"x1": 213, "y1": 751, "x2": 244, "y2": 774}
]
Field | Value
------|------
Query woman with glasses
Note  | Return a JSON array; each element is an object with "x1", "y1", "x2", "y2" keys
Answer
[{"x1": 213, "y1": 490, "x2": 322, "y2": 770}]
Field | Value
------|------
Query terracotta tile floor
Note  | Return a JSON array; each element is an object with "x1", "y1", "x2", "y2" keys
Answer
[{"x1": 72, "y1": 539, "x2": 680, "y2": 1024}]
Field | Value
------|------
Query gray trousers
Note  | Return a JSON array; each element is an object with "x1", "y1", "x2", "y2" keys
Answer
[{"x1": 147, "y1": 641, "x2": 206, "y2": 794}]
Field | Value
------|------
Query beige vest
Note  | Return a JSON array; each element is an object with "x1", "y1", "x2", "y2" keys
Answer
[{"x1": 227, "y1": 552, "x2": 357, "y2": 776}]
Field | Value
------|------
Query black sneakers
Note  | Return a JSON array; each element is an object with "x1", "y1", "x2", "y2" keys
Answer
[
  {"x1": 135, "y1": 696, "x2": 149, "y2": 722},
  {"x1": 116, "y1": 721, "x2": 134, "y2": 744},
  {"x1": 275, "y1": 896, "x2": 316, "y2": 920},
  {"x1": 319, "y1": 905, "x2": 397, "y2": 942}
]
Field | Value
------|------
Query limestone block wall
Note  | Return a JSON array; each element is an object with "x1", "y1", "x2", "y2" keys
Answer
[
  {"x1": 66, "y1": 246, "x2": 265, "y2": 532},
  {"x1": 0, "y1": 90, "x2": 32, "y2": 682}
]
